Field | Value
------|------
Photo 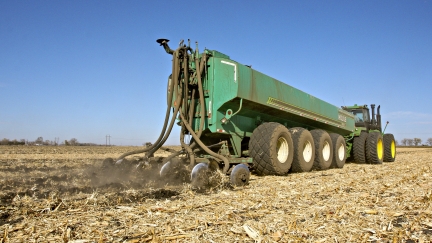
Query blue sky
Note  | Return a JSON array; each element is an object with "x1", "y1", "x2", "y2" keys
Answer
[{"x1": 1, "y1": 0, "x2": 431, "y2": 145}]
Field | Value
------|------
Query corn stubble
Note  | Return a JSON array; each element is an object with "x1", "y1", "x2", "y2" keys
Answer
[{"x1": 0, "y1": 146, "x2": 431, "y2": 242}]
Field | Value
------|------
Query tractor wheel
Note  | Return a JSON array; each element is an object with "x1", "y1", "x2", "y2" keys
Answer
[
  {"x1": 366, "y1": 132, "x2": 384, "y2": 164},
  {"x1": 310, "y1": 129, "x2": 333, "y2": 170},
  {"x1": 329, "y1": 133, "x2": 346, "y2": 168},
  {"x1": 249, "y1": 122, "x2": 294, "y2": 175},
  {"x1": 383, "y1": 133, "x2": 396, "y2": 162},
  {"x1": 353, "y1": 132, "x2": 368, "y2": 163},
  {"x1": 289, "y1": 127, "x2": 315, "y2": 173}
]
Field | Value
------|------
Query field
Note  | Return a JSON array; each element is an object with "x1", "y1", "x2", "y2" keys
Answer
[{"x1": 0, "y1": 146, "x2": 431, "y2": 242}]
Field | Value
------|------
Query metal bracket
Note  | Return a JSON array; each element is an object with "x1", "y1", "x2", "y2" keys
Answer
[{"x1": 221, "y1": 99, "x2": 243, "y2": 124}]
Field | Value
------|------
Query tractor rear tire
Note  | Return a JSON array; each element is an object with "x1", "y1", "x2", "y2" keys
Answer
[
  {"x1": 329, "y1": 133, "x2": 346, "y2": 168},
  {"x1": 353, "y1": 132, "x2": 368, "y2": 163},
  {"x1": 310, "y1": 129, "x2": 333, "y2": 170},
  {"x1": 249, "y1": 122, "x2": 294, "y2": 175},
  {"x1": 383, "y1": 133, "x2": 396, "y2": 162},
  {"x1": 366, "y1": 132, "x2": 384, "y2": 164},
  {"x1": 289, "y1": 127, "x2": 315, "y2": 173}
]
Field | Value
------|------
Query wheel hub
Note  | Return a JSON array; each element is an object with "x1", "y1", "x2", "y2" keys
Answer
[
  {"x1": 337, "y1": 144, "x2": 345, "y2": 161},
  {"x1": 276, "y1": 137, "x2": 289, "y2": 163},
  {"x1": 303, "y1": 141, "x2": 313, "y2": 162},
  {"x1": 322, "y1": 141, "x2": 331, "y2": 161}
]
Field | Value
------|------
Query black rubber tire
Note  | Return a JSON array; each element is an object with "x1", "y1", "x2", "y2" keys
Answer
[
  {"x1": 310, "y1": 129, "x2": 333, "y2": 171},
  {"x1": 383, "y1": 134, "x2": 396, "y2": 162},
  {"x1": 249, "y1": 122, "x2": 294, "y2": 175},
  {"x1": 329, "y1": 133, "x2": 346, "y2": 168},
  {"x1": 366, "y1": 132, "x2": 384, "y2": 164},
  {"x1": 230, "y1": 164, "x2": 250, "y2": 186},
  {"x1": 353, "y1": 132, "x2": 368, "y2": 163},
  {"x1": 289, "y1": 127, "x2": 315, "y2": 173}
]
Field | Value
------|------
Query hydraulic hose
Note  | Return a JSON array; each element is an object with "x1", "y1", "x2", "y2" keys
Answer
[
  {"x1": 178, "y1": 111, "x2": 230, "y2": 174},
  {"x1": 118, "y1": 42, "x2": 231, "y2": 175},
  {"x1": 161, "y1": 53, "x2": 209, "y2": 168},
  {"x1": 116, "y1": 48, "x2": 184, "y2": 161},
  {"x1": 178, "y1": 54, "x2": 207, "y2": 168},
  {"x1": 194, "y1": 53, "x2": 207, "y2": 140},
  {"x1": 144, "y1": 69, "x2": 184, "y2": 157}
]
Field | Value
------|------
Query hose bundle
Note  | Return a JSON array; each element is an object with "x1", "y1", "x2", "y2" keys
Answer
[{"x1": 116, "y1": 39, "x2": 229, "y2": 173}]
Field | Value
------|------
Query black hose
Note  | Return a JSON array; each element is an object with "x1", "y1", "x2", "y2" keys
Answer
[
  {"x1": 160, "y1": 53, "x2": 209, "y2": 168},
  {"x1": 116, "y1": 48, "x2": 184, "y2": 161},
  {"x1": 178, "y1": 111, "x2": 230, "y2": 174},
  {"x1": 180, "y1": 54, "x2": 207, "y2": 168},
  {"x1": 162, "y1": 150, "x2": 184, "y2": 164},
  {"x1": 144, "y1": 69, "x2": 184, "y2": 157},
  {"x1": 194, "y1": 53, "x2": 207, "y2": 140},
  {"x1": 117, "y1": 44, "x2": 231, "y2": 174}
]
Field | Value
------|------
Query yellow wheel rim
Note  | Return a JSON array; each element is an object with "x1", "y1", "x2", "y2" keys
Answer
[
  {"x1": 377, "y1": 138, "x2": 383, "y2": 160},
  {"x1": 391, "y1": 140, "x2": 396, "y2": 158}
]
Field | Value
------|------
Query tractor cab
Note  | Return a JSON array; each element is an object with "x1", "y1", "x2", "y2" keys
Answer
[{"x1": 342, "y1": 104, "x2": 382, "y2": 132}]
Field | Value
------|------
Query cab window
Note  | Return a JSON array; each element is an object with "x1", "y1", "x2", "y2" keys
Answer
[{"x1": 351, "y1": 109, "x2": 369, "y2": 123}]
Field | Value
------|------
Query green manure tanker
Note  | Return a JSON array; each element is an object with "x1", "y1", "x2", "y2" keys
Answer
[{"x1": 116, "y1": 39, "x2": 397, "y2": 187}]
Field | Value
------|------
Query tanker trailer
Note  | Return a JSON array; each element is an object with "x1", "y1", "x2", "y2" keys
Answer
[{"x1": 114, "y1": 39, "x2": 396, "y2": 187}]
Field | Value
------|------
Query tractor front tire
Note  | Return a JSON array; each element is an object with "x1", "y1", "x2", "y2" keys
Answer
[
  {"x1": 353, "y1": 132, "x2": 368, "y2": 163},
  {"x1": 366, "y1": 132, "x2": 384, "y2": 164},
  {"x1": 289, "y1": 127, "x2": 315, "y2": 173},
  {"x1": 329, "y1": 133, "x2": 346, "y2": 168},
  {"x1": 383, "y1": 133, "x2": 396, "y2": 162},
  {"x1": 249, "y1": 122, "x2": 294, "y2": 175},
  {"x1": 310, "y1": 129, "x2": 333, "y2": 170}
]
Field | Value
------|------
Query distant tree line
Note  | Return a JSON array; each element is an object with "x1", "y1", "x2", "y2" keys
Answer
[
  {"x1": 398, "y1": 138, "x2": 432, "y2": 146},
  {"x1": 0, "y1": 138, "x2": 26, "y2": 145},
  {"x1": 0, "y1": 137, "x2": 99, "y2": 146}
]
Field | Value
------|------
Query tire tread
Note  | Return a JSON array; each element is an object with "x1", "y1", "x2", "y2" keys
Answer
[
  {"x1": 310, "y1": 129, "x2": 333, "y2": 170},
  {"x1": 383, "y1": 133, "x2": 396, "y2": 162},
  {"x1": 249, "y1": 122, "x2": 293, "y2": 175},
  {"x1": 366, "y1": 132, "x2": 383, "y2": 164},
  {"x1": 289, "y1": 127, "x2": 315, "y2": 173},
  {"x1": 353, "y1": 132, "x2": 368, "y2": 163},
  {"x1": 329, "y1": 133, "x2": 346, "y2": 168}
]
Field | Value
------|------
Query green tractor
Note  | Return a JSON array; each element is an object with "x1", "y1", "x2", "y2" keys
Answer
[{"x1": 342, "y1": 104, "x2": 396, "y2": 164}]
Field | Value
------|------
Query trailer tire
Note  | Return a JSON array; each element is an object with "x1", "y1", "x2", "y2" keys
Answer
[
  {"x1": 383, "y1": 134, "x2": 396, "y2": 162},
  {"x1": 249, "y1": 122, "x2": 294, "y2": 175},
  {"x1": 366, "y1": 132, "x2": 384, "y2": 164},
  {"x1": 289, "y1": 127, "x2": 315, "y2": 173},
  {"x1": 310, "y1": 130, "x2": 333, "y2": 170},
  {"x1": 329, "y1": 133, "x2": 346, "y2": 168},
  {"x1": 353, "y1": 132, "x2": 368, "y2": 163}
]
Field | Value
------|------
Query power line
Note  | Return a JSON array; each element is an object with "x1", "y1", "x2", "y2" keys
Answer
[{"x1": 106, "y1": 135, "x2": 111, "y2": 146}]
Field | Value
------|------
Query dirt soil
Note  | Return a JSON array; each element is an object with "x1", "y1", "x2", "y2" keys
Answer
[{"x1": 0, "y1": 146, "x2": 431, "y2": 242}]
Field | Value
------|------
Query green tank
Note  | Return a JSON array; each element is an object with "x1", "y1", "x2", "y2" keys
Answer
[
  {"x1": 116, "y1": 39, "x2": 397, "y2": 187},
  {"x1": 195, "y1": 49, "x2": 355, "y2": 158}
]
